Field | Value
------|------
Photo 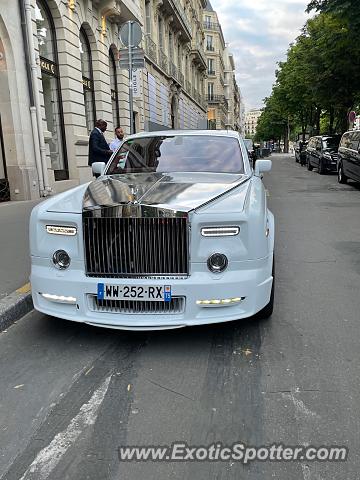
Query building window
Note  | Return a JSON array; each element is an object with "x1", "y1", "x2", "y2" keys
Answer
[
  {"x1": 205, "y1": 15, "x2": 211, "y2": 28},
  {"x1": 35, "y1": 0, "x2": 68, "y2": 180},
  {"x1": 109, "y1": 48, "x2": 120, "y2": 129},
  {"x1": 158, "y1": 16, "x2": 163, "y2": 48},
  {"x1": 168, "y1": 31, "x2": 173, "y2": 60},
  {"x1": 80, "y1": 27, "x2": 96, "y2": 133},
  {"x1": 206, "y1": 35, "x2": 213, "y2": 51},
  {"x1": 145, "y1": 0, "x2": 151, "y2": 34},
  {"x1": 208, "y1": 82, "x2": 214, "y2": 99},
  {"x1": 207, "y1": 58, "x2": 214, "y2": 75}
]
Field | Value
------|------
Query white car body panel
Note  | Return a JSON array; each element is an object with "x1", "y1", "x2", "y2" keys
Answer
[{"x1": 30, "y1": 130, "x2": 274, "y2": 331}]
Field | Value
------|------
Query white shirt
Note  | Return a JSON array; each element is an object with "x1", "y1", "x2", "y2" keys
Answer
[{"x1": 109, "y1": 137, "x2": 122, "y2": 152}]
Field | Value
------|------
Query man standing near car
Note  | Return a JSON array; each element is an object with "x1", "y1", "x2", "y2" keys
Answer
[
  {"x1": 88, "y1": 119, "x2": 113, "y2": 171},
  {"x1": 109, "y1": 127, "x2": 125, "y2": 152}
]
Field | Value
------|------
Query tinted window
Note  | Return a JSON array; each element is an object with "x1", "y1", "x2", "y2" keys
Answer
[
  {"x1": 322, "y1": 137, "x2": 340, "y2": 149},
  {"x1": 106, "y1": 135, "x2": 244, "y2": 175},
  {"x1": 350, "y1": 132, "x2": 360, "y2": 151},
  {"x1": 340, "y1": 132, "x2": 350, "y2": 148}
]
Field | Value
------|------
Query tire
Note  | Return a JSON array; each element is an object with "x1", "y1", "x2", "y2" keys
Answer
[
  {"x1": 318, "y1": 159, "x2": 325, "y2": 175},
  {"x1": 307, "y1": 157, "x2": 313, "y2": 171},
  {"x1": 257, "y1": 256, "x2": 275, "y2": 319},
  {"x1": 295, "y1": 155, "x2": 299, "y2": 163},
  {"x1": 338, "y1": 162, "x2": 348, "y2": 184}
]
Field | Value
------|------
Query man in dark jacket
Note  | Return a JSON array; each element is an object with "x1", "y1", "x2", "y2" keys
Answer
[{"x1": 88, "y1": 119, "x2": 113, "y2": 168}]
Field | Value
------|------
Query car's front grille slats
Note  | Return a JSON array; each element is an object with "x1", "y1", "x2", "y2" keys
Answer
[
  {"x1": 83, "y1": 216, "x2": 189, "y2": 278},
  {"x1": 88, "y1": 295, "x2": 185, "y2": 315}
]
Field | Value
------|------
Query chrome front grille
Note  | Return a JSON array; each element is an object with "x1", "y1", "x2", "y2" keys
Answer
[
  {"x1": 88, "y1": 295, "x2": 185, "y2": 315},
  {"x1": 83, "y1": 216, "x2": 189, "y2": 278}
]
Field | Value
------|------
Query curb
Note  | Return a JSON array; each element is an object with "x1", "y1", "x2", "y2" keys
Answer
[{"x1": 0, "y1": 283, "x2": 33, "y2": 332}]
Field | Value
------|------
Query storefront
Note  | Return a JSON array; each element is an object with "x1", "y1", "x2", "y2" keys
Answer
[{"x1": 35, "y1": 0, "x2": 68, "y2": 181}]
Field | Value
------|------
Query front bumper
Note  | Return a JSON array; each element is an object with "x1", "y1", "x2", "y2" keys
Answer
[{"x1": 30, "y1": 256, "x2": 273, "y2": 331}]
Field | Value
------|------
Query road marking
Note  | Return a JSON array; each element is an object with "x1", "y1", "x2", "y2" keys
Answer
[
  {"x1": 16, "y1": 283, "x2": 31, "y2": 294},
  {"x1": 19, "y1": 375, "x2": 112, "y2": 480}
]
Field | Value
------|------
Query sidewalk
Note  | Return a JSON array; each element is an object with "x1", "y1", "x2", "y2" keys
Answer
[
  {"x1": 0, "y1": 199, "x2": 40, "y2": 300},
  {"x1": 0, "y1": 199, "x2": 42, "y2": 330}
]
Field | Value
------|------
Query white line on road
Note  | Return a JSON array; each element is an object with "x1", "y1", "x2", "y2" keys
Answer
[{"x1": 19, "y1": 375, "x2": 112, "y2": 480}]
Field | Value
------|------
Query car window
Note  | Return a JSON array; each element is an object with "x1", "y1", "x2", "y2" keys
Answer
[
  {"x1": 350, "y1": 132, "x2": 360, "y2": 151},
  {"x1": 322, "y1": 137, "x2": 340, "y2": 149},
  {"x1": 340, "y1": 133, "x2": 351, "y2": 149},
  {"x1": 106, "y1": 135, "x2": 245, "y2": 175}
]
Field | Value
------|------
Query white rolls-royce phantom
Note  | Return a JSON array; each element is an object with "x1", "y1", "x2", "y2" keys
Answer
[{"x1": 30, "y1": 130, "x2": 275, "y2": 330}]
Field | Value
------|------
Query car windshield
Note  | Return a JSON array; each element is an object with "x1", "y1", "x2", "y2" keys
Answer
[
  {"x1": 106, "y1": 135, "x2": 244, "y2": 175},
  {"x1": 244, "y1": 139, "x2": 253, "y2": 150},
  {"x1": 322, "y1": 137, "x2": 340, "y2": 149}
]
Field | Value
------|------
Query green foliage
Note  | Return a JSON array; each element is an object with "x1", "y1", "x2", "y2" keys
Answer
[{"x1": 255, "y1": 10, "x2": 360, "y2": 143}]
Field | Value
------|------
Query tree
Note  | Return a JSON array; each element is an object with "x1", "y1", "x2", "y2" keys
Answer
[{"x1": 255, "y1": 11, "x2": 360, "y2": 144}]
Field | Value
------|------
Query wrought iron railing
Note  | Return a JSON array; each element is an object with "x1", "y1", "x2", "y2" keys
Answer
[
  {"x1": 144, "y1": 34, "x2": 157, "y2": 63},
  {"x1": 158, "y1": 48, "x2": 168, "y2": 74},
  {"x1": 203, "y1": 21, "x2": 220, "y2": 30}
]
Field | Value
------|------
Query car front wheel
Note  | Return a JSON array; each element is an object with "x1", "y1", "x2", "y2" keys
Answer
[
  {"x1": 307, "y1": 158, "x2": 313, "y2": 171},
  {"x1": 338, "y1": 162, "x2": 348, "y2": 184}
]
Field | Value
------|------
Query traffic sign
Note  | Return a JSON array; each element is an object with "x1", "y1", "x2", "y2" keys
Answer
[{"x1": 119, "y1": 21, "x2": 142, "y2": 47}]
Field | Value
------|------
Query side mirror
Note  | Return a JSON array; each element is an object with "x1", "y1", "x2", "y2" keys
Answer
[
  {"x1": 254, "y1": 159, "x2": 272, "y2": 176},
  {"x1": 92, "y1": 162, "x2": 105, "y2": 176}
]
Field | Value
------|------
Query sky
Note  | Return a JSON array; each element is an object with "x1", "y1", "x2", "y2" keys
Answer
[{"x1": 211, "y1": 0, "x2": 312, "y2": 111}]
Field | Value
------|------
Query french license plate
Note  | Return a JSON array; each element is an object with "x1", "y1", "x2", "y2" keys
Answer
[{"x1": 97, "y1": 283, "x2": 172, "y2": 302}]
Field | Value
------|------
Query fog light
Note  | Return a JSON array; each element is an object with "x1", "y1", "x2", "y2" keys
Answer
[
  {"x1": 53, "y1": 250, "x2": 71, "y2": 269},
  {"x1": 207, "y1": 253, "x2": 228, "y2": 273},
  {"x1": 196, "y1": 297, "x2": 244, "y2": 307},
  {"x1": 41, "y1": 293, "x2": 77, "y2": 304}
]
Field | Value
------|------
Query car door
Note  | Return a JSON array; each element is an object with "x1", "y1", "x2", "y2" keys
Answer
[
  {"x1": 316, "y1": 138, "x2": 323, "y2": 167},
  {"x1": 307, "y1": 138, "x2": 315, "y2": 165},
  {"x1": 351, "y1": 132, "x2": 360, "y2": 181},
  {"x1": 339, "y1": 132, "x2": 351, "y2": 177}
]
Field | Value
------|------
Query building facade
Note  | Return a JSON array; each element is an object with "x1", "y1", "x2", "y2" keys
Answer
[
  {"x1": 203, "y1": 1, "x2": 226, "y2": 130},
  {"x1": 0, "y1": 0, "x2": 208, "y2": 202},
  {"x1": 245, "y1": 108, "x2": 262, "y2": 137}
]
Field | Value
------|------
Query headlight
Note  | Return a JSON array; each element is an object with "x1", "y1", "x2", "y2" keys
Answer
[
  {"x1": 201, "y1": 226, "x2": 239, "y2": 237},
  {"x1": 207, "y1": 253, "x2": 228, "y2": 273},
  {"x1": 53, "y1": 250, "x2": 71, "y2": 269}
]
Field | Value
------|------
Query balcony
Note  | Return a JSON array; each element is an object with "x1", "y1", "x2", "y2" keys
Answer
[
  {"x1": 206, "y1": 45, "x2": 215, "y2": 52},
  {"x1": 203, "y1": 21, "x2": 220, "y2": 31},
  {"x1": 206, "y1": 94, "x2": 228, "y2": 111},
  {"x1": 207, "y1": 69, "x2": 216, "y2": 76},
  {"x1": 190, "y1": 43, "x2": 207, "y2": 71},
  {"x1": 144, "y1": 35, "x2": 157, "y2": 64},
  {"x1": 161, "y1": 0, "x2": 192, "y2": 42},
  {"x1": 169, "y1": 61, "x2": 183, "y2": 85},
  {"x1": 158, "y1": 48, "x2": 168, "y2": 74}
]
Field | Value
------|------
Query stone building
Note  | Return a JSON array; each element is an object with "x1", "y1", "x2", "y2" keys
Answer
[
  {"x1": 203, "y1": 0, "x2": 242, "y2": 131},
  {"x1": 245, "y1": 108, "x2": 262, "y2": 137},
  {"x1": 0, "y1": 0, "x2": 207, "y2": 202}
]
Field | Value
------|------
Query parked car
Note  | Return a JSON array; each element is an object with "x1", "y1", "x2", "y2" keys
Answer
[
  {"x1": 306, "y1": 135, "x2": 341, "y2": 174},
  {"x1": 337, "y1": 130, "x2": 360, "y2": 184},
  {"x1": 30, "y1": 130, "x2": 275, "y2": 331},
  {"x1": 295, "y1": 140, "x2": 308, "y2": 165}
]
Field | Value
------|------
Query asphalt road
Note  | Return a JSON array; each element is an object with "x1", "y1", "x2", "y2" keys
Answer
[
  {"x1": 1, "y1": 154, "x2": 360, "y2": 479},
  {"x1": 0, "y1": 200, "x2": 40, "y2": 298}
]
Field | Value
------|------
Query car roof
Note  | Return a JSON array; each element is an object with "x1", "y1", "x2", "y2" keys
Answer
[{"x1": 123, "y1": 130, "x2": 241, "y2": 141}]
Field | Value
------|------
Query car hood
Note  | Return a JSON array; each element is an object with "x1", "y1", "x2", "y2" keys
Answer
[{"x1": 81, "y1": 172, "x2": 249, "y2": 213}]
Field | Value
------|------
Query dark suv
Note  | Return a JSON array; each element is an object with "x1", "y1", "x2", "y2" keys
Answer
[
  {"x1": 337, "y1": 130, "x2": 360, "y2": 184},
  {"x1": 306, "y1": 135, "x2": 341, "y2": 174}
]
